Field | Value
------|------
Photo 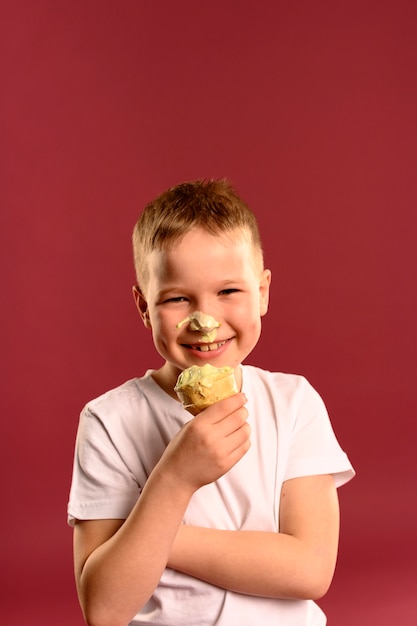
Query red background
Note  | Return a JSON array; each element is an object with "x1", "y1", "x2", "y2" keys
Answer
[{"x1": 2, "y1": 1, "x2": 416, "y2": 623}]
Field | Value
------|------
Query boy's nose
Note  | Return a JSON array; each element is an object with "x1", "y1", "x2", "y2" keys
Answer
[
  {"x1": 177, "y1": 311, "x2": 220, "y2": 331},
  {"x1": 176, "y1": 311, "x2": 221, "y2": 342}
]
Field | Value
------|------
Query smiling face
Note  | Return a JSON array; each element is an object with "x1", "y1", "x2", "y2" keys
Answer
[{"x1": 134, "y1": 227, "x2": 271, "y2": 396}]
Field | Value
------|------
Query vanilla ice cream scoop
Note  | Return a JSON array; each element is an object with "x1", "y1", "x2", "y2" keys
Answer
[
  {"x1": 176, "y1": 311, "x2": 221, "y2": 343},
  {"x1": 174, "y1": 364, "x2": 238, "y2": 415}
]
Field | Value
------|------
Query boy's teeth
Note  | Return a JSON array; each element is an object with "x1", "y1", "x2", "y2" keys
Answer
[{"x1": 195, "y1": 341, "x2": 225, "y2": 352}]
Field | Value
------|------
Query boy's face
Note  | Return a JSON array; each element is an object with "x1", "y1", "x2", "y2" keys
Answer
[{"x1": 134, "y1": 228, "x2": 271, "y2": 393}]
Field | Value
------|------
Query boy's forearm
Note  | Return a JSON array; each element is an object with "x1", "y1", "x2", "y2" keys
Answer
[
  {"x1": 77, "y1": 469, "x2": 194, "y2": 626},
  {"x1": 168, "y1": 525, "x2": 336, "y2": 600}
]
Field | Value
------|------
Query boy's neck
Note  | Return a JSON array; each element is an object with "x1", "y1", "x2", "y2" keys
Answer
[{"x1": 151, "y1": 364, "x2": 182, "y2": 400}]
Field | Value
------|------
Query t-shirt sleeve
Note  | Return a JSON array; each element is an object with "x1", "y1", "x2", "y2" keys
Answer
[
  {"x1": 67, "y1": 406, "x2": 141, "y2": 526},
  {"x1": 283, "y1": 377, "x2": 355, "y2": 487}
]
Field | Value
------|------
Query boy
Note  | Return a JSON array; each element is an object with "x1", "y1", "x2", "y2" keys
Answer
[{"x1": 68, "y1": 179, "x2": 354, "y2": 626}]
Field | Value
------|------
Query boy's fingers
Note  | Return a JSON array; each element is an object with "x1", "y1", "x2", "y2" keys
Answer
[
  {"x1": 227, "y1": 422, "x2": 252, "y2": 455},
  {"x1": 193, "y1": 394, "x2": 250, "y2": 442},
  {"x1": 195, "y1": 392, "x2": 248, "y2": 424}
]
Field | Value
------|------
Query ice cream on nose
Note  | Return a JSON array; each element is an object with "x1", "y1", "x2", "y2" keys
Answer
[{"x1": 176, "y1": 311, "x2": 221, "y2": 343}]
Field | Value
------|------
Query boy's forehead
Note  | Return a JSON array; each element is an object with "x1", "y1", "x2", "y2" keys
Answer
[{"x1": 145, "y1": 228, "x2": 260, "y2": 286}]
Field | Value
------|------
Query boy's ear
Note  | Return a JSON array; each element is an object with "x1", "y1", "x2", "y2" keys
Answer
[
  {"x1": 132, "y1": 286, "x2": 152, "y2": 329},
  {"x1": 259, "y1": 269, "x2": 271, "y2": 316}
]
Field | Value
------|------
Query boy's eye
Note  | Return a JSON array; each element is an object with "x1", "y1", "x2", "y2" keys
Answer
[
  {"x1": 219, "y1": 288, "x2": 240, "y2": 296},
  {"x1": 164, "y1": 296, "x2": 188, "y2": 303}
]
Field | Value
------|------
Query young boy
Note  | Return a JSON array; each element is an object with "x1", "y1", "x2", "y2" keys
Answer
[{"x1": 68, "y1": 179, "x2": 355, "y2": 626}]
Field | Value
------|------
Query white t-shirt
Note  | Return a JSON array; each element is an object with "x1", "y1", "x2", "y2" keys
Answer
[{"x1": 68, "y1": 365, "x2": 355, "y2": 625}]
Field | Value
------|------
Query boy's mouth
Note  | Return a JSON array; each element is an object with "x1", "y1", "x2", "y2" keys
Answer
[{"x1": 186, "y1": 340, "x2": 228, "y2": 352}]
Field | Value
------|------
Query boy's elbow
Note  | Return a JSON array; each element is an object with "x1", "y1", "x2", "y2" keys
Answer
[
  {"x1": 304, "y1": 575, "x2": 333, "y2": 601},
  {"x1": 81, "y1": 607, "x2": 110, "y2": 626},
  {"x1": 80, "y1": 599, "x2": 131, "y2": 626},
  {"x1": 274, "y1": 552, "x2": 335, "y2": 601},
  {"x1": 77, "y1": 580, "x2": 144, "y2": 626},
  {"x1": 300, "y1": 541, "x2": 338, "y2": 600},
  {"x1": 293, "y1": 563, "x2": 335, "y2": 601},
  {"x1": 82, "y1": 610, "x2": 126, "y2": 626}
]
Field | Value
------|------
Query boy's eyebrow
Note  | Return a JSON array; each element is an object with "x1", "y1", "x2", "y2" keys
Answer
[
  {"x1": 156, "y1": 286, "x2": 188, "y2": 299},
  {"x1": 218, "y1": 278, "x2": 248, "y2": 286}
]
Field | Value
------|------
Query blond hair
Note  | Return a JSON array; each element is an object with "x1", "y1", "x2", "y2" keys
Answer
[{"x1": 132, "y1": 179, "x2": 264, "y2": 288}]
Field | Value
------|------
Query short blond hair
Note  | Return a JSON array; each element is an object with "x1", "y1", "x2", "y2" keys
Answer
[{"x1": 132, "y1": 179, "x2": 264, "y2": 288}]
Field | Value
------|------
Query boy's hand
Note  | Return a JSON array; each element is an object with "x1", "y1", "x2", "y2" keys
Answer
[{"x1": 160, "y1": 393, "x2": 250, "y2": 493}]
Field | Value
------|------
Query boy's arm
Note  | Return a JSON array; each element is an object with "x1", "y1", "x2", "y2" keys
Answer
[
  {"x1": 73, "y1": 470, "x2": 192, "y2": 626},
  {"x1": 73, "y1": 393, "x2": 250, "y2": 626},
  {"x1": 168, "y1": 473, "x2": 340, "y2": 600}
]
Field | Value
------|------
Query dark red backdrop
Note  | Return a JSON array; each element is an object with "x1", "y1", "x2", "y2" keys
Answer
[{"x1": 2, "y1": 1, "x2": 416, "y2": 624}]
